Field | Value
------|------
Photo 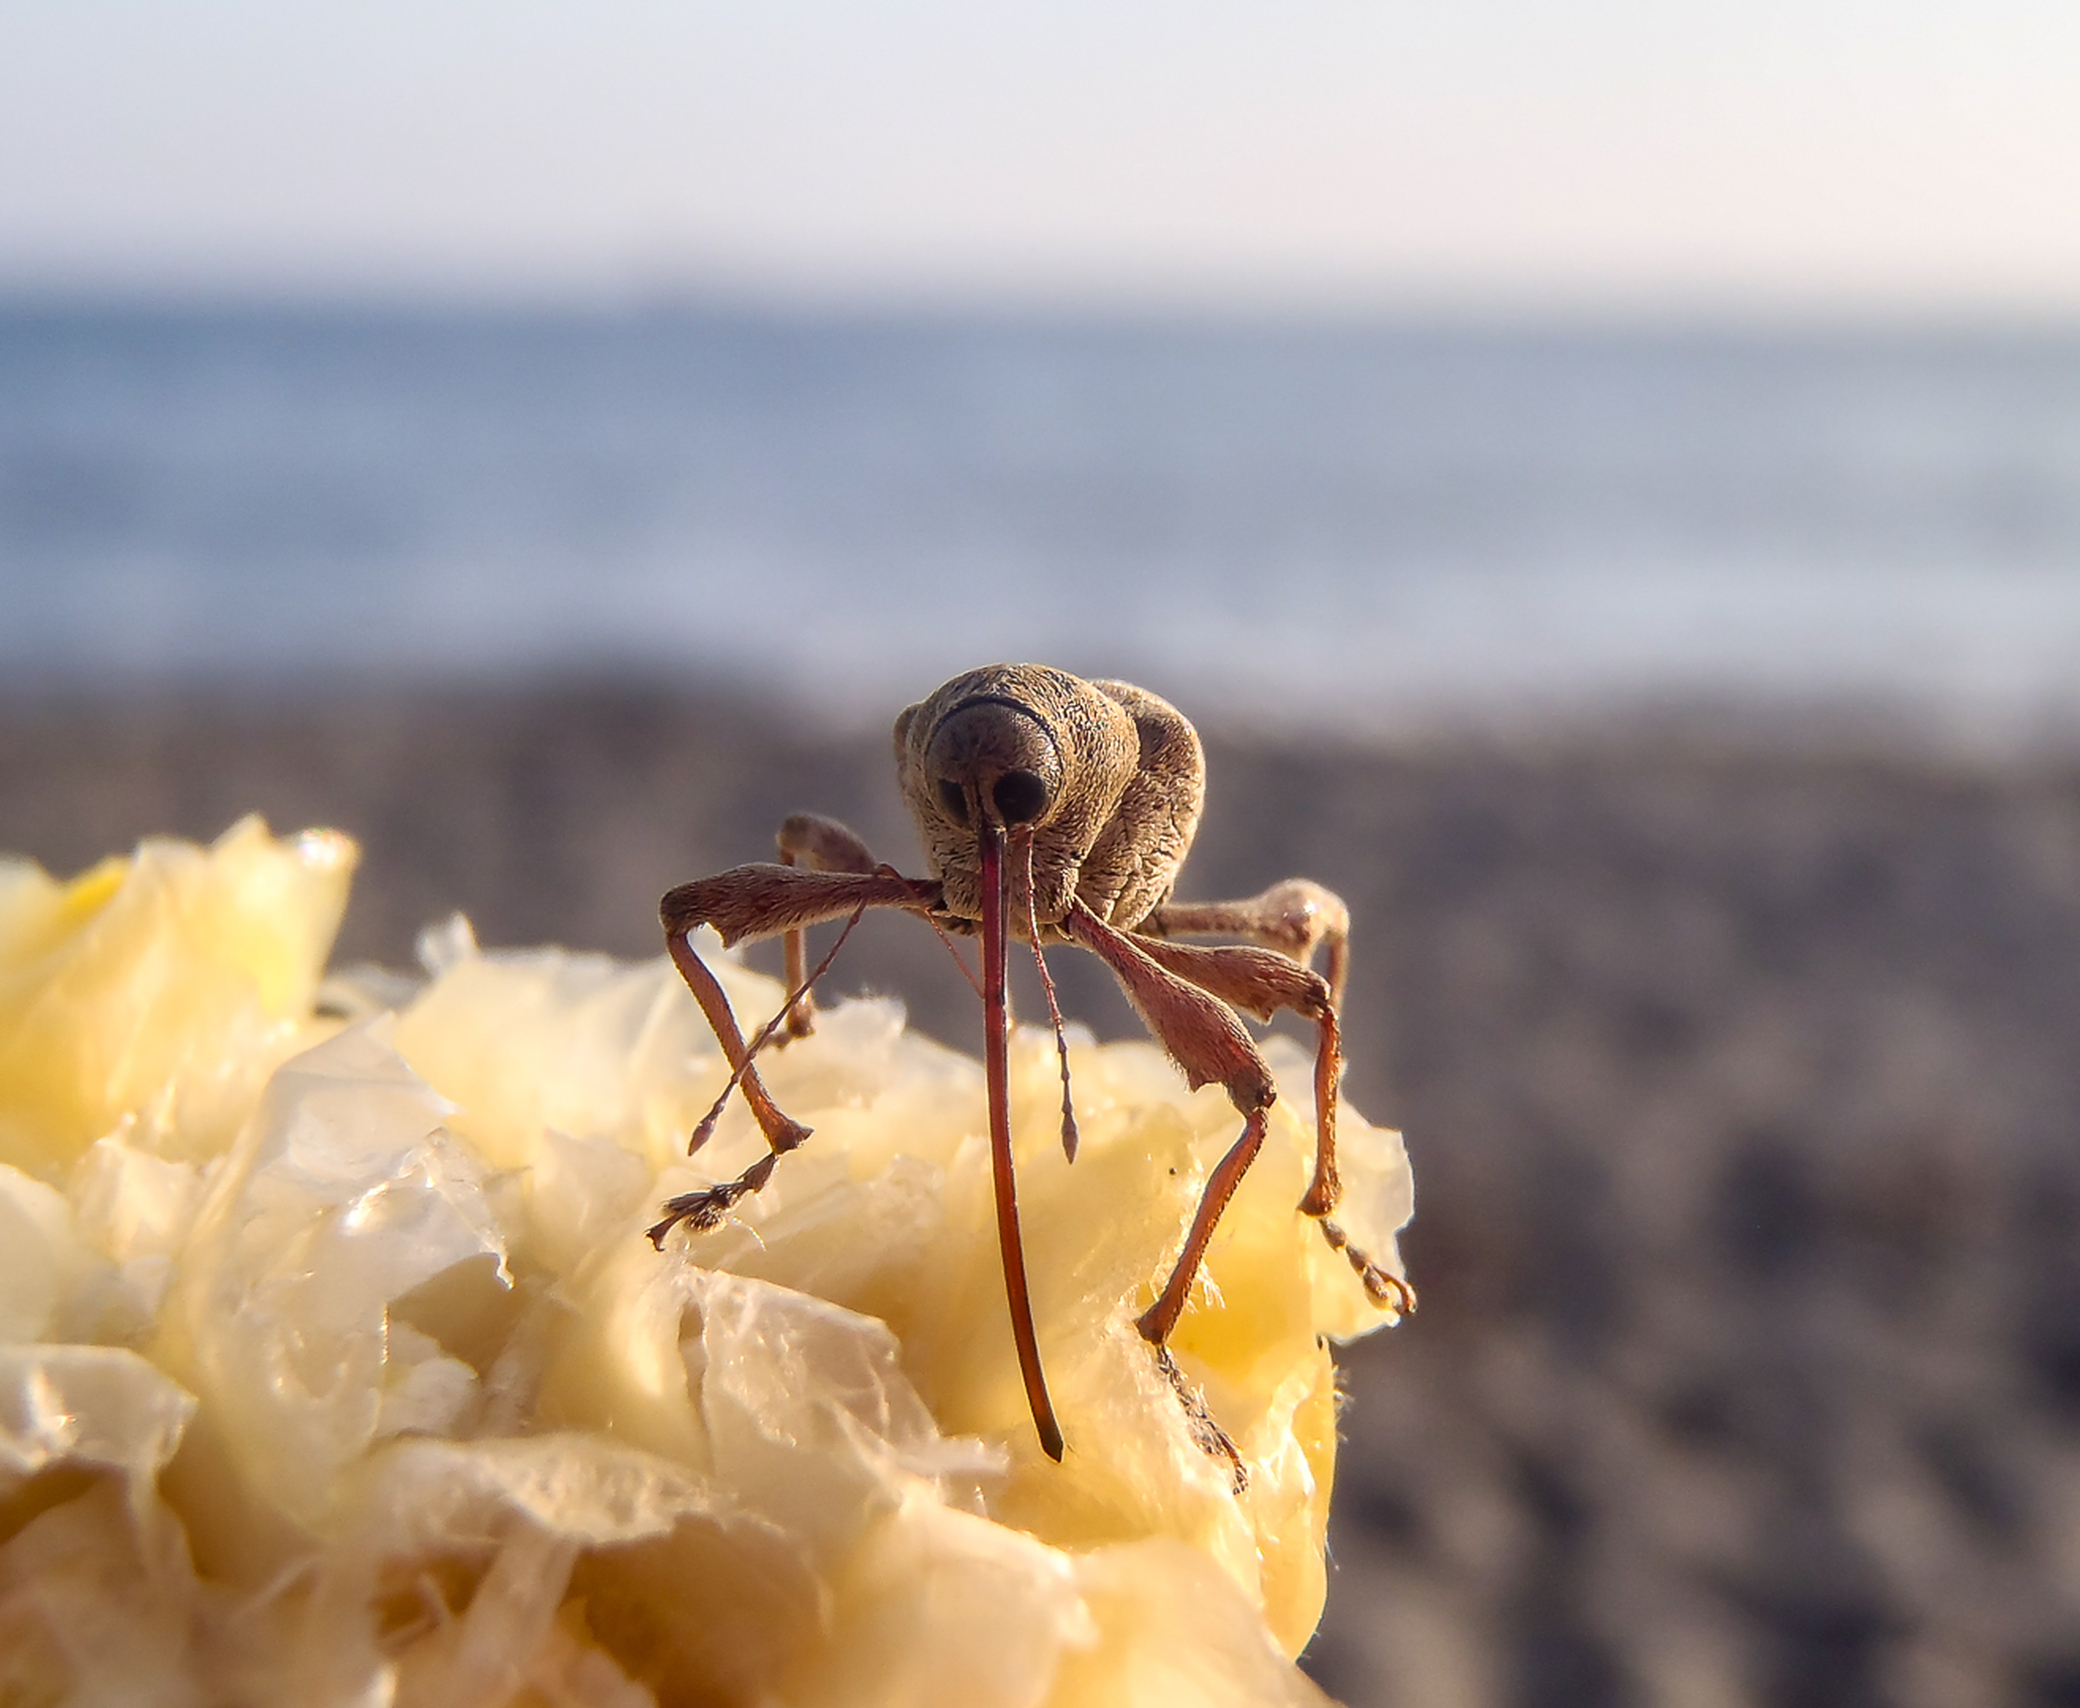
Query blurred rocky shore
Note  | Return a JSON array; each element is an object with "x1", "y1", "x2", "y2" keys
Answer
[{"x1": 5, "y1": 682, "x2": 2078, "y2": 1708}]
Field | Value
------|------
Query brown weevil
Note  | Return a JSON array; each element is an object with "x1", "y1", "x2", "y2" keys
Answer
[{"x1": 649, "y1": 663, "x2": 1411, "y2": 1464}]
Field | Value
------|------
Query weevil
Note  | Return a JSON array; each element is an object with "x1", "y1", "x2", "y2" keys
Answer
[{"x1": 648, "y1": 663, "x2": 1412, "y2": 1464}]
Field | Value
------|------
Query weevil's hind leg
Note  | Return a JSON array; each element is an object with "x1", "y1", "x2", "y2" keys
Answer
[
  {"x1": 1128, "y1": 930, "x2": 1414, "y2": 1319},
  {"x1": 776, "y1": 814, "x2": 879, "y2": 1039},
  {"x1": 652, "y1": 865, "x2": 937, "y2": 1246},
  {"x1": 1147, "y1": 878, "x2": 1351, "y2": 1007}
]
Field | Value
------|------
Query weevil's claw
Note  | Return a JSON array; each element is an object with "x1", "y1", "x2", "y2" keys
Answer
[
  {"x1": 1154, "y1": 1346, "x2": 1248, "y2": 1495},
  {"x1": 646, "y1": 1183, "x2": 740, "y2": 1246},
  {"x1": 1366, "y1": 1264, "x2": 1418, "y2": 1315},
  {"x1": 1318, "y1": 1217, "x2": 1417, "y2": 1315},
  {"x1": 648, "y1": 1154, "x2": 782, "y2": 1248}
]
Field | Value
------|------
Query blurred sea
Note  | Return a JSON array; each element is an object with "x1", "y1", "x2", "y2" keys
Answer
[{"x1": 5, "y1": 302, "x2": 2080, "y2": 739}]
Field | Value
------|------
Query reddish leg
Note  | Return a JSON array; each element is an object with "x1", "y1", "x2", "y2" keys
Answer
[
  {"x1": 1146, "y1": 882, "x2": 1407, "y2": 1311},
  {"x1": 1126, "y1": 938, "x2": 1343, "y2": 1215},
  {"x1": 1148, "y1": 878, "x2": 1351, "y2": 1008},
  {"x1": 776, "y1": 813, "x2": 879, "y2": 1039},
  {"x1": 1127, "y1": 930, "x2": 1412, "y2": 1317},
  {"x1": 1058, "y1": 901, "x2": 1278, "y2": 1347},
  {"x1": 1065, "y1": 899, "x2": 1414, "y2": 1336},
  {"x1": 650, "y1": 865, "x2": 939, "y2": 1244}
]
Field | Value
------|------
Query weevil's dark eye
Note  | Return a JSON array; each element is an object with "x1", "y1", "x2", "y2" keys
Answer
[
  {"x1": 993, "y1": 769, "x2": 1050, "y2": 825},
  {"x1": 937, "y1": 779, "x2": 969, "y2": 823}
]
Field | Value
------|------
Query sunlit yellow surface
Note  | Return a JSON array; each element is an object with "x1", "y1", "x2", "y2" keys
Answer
[
  {"x1": 0, "y1": 816, "x2": 353, "y2": 1178},
  {"x1": 0, "y1": 822, "x2": 1412, "y2": 1707}
]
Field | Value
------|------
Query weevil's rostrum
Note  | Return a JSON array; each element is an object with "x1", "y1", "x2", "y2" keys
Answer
[{"x1": 651, "y1": 663, "x2": 1412, "y2": 1467}]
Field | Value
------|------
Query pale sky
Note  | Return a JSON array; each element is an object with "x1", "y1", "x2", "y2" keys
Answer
[{"x1": 3, "y1": 0, "x2": 2078, "y2": 315}]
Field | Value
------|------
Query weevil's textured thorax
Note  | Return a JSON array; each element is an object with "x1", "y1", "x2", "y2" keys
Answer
[{"x1": 895, "y1": 663, "x2": 1205, "y2": 934}]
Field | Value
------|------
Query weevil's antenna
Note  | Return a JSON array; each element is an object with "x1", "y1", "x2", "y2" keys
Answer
[
  {"x1": 1018, "y1": 831, "x2": 1080, "y2": 1163},
  {"x1": 683, "y1": 897, "x2": 873, "y2": 1156},
  {"x1": 890, "y1": 862, "x2": 985, "y2": 1000}
]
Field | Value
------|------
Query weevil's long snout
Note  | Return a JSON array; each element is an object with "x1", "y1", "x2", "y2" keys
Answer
[
  {"x1": 976, "y1": 815, "x2": 1066, "y2": 1458},
  {"x1": 925, "y1": 697, "x2": 1063, "y2": 830}
]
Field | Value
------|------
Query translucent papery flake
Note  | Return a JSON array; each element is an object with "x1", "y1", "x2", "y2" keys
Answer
[
  {"x1": 0, "y1": 1346, "x2": 204, "y2": 1705},
  {"x1": 690, "y1": 1270, "x2": 1008, "y2": 1556},
  {"x1": 166, "y1": 1018, "x2": 507, "y2": 1531}
]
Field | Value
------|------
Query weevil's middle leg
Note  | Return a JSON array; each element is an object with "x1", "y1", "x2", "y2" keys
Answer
[
  {"x1": 1128, "y1": 930, "x2": 1413, "y2": 1317},
  {"x1": 1141, "y1": 886, "x2": 1410, "y2": 1315},
  {"x1": 776, "y1": 814, "x2": 879, "y2": 1039},
  {"x1": 1068, "y1": 906, "x2": 1415, "y2": 1327},
  {"x1": 1059, "y1": 901, "x2": 1278, "y2": 1347},
  {"x1": 1126, "y1": 936, "x2": 1345, "y2": 1217},
  {"x1": 1148, "y1": 878, "x2": 1351, "y2": 1007}
]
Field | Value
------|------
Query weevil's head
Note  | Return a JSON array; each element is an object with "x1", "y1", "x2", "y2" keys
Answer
[
  {"x1": 896, "y1": 663, "x2": 1146, "y2": 927},
  {"x1": 922, "y1": 693, "x2": 1064, "y2": 834}
]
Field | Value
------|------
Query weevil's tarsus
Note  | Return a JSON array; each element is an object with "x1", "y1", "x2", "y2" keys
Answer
[
  {"x1": 1154, "y1": 1346, "x2": 1248, "y2": 1494},
  {"x1": 981, "y1": 820, "x2": 1065, "y2": 1461},
  {"x1": 1018, "y1": 830, "x2": 1081, "y2": 1163},
  {"x1": 1319, "y1": 1218, "x2": 1417, "y2": 1316},
  {"x1": 648, "y1": 1150, "x2": 781, "y2": 1247}
]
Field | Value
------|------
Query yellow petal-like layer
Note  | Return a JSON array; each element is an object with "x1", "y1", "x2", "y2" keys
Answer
[
  {"x1": 0, "y1": 817, "x2": 354, "y2": 1176},
  {"x1": 0, "y1": 826, "x2": 1411, "y2": 1706}
]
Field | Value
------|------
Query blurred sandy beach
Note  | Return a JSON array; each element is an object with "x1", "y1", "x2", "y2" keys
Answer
[{"x1": 7, "y1": 683, "x2": 2078, "y2": 1707}]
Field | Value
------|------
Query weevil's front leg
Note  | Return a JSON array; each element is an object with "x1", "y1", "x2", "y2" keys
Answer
[
  {"x1": 1127, "y1": 931, "x2": 1412, "y2": 1317},
  {"x1": 1147, "y1": 878, "x2": 1351, "y2": 1007},
  {"x1": 1059, "y1": 900, "x2": 1277, "y2": 1347},
  {"x1": 776, "y1": 814, "x2": 879, "y2": 1039},
  {"x1": 651, "y1": 865, "x2": 940, "y2": 1245}
]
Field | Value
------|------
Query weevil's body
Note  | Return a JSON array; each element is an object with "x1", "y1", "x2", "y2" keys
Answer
[
  {"x1": 897, "y1": 665, "x2": 1203, "y2": 936},
  {"x1": 651, "y1": 664, "x2": 1409, "y2": 1471}
]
